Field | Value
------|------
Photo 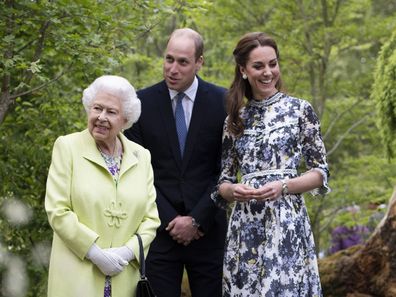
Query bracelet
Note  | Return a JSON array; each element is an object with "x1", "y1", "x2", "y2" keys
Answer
[
  {"x1": 191, "y1": 217, "x2": 200, "y2": 229},
  {"x1": 281, "y1": 179, "x2": 289, "y2": 195}
]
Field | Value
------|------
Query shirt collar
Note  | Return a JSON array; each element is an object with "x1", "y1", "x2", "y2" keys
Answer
[{"x1": 169, "y1": 76, "x2": 198, "y2": 102}]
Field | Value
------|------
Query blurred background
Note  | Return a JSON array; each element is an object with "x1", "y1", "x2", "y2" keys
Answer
[{"x1": 1, "y1": 0, "x2": 395, "y2": 296}]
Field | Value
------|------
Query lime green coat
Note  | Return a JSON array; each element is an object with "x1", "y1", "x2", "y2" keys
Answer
[{"x1": 45, "y1": 129, "x2": 160, "y2": 297}]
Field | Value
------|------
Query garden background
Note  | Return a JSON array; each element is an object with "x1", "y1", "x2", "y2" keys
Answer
[{"x1": 1, "y1": 0, "x2": 396, "y2": 296}]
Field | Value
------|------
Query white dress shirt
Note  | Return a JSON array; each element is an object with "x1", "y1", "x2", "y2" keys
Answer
[{"x1": 169, "y1": 76, "x2": 198, "y2": 129}]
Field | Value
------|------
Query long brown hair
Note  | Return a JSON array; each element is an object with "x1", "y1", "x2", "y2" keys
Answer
[{"x1": 227, "y1": 32, "x2": 282, "y2": 136}]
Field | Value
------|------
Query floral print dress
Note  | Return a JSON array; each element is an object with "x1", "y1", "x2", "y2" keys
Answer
[{"x1": 212, "y1": 92, "x2": 330, "y2": 297}]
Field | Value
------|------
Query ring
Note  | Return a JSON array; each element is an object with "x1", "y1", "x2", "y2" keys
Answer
[{"x1": 251, "y1": 199, "x2": 257, "y2": 203}]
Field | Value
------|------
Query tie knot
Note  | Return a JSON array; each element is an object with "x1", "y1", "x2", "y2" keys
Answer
[{"x1": 176, "y1": 92, "x2": 185, "y2": 103}]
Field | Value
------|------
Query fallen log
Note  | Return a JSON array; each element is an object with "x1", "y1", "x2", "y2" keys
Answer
[{"x1": 320, "y1": 187, "x2": 396, "y2": 297}]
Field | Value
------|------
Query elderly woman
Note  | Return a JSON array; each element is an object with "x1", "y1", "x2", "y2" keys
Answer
[{"x1": 45, "y1": 75, "x2": 160, "y2": 297}]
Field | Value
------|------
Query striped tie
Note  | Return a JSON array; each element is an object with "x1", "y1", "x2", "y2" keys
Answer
[{"x1": 175, "y1": 92, "x2": 187, "y2": 157}]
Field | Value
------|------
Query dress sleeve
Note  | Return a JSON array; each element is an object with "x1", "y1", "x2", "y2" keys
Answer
[
  {"x1": 45, "y1": 136, "x2": 99, "y2": 260},
  {"x1": 210, "y1": 118, "x2": 239, "y2": 209},
  {"x1": 300, "y1": 101, "x2": 331, "y2": 195}
]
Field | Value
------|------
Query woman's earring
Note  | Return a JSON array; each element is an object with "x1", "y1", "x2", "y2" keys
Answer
[{"x1": 242, "y1": 73, "x2": 247, "y2": 80}]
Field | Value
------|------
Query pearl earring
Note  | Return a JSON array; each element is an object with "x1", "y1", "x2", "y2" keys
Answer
[{"x1": 242, "y1": 73, "x2": 247, "y2": 79}]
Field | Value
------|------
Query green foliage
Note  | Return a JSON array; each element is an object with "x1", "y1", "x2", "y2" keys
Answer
[
  {"x1": 0, "y1": 84, "x2": 84, "y2": 296},
  {"x1": 371, "y1": 30, "x2": 396, "y2": 158},
  {"x1": 0, "y1": 1, "x2": 181, "y2": 295},
  {"x1": 1, "y1": 0, "x2": 396, "y2": 295}
]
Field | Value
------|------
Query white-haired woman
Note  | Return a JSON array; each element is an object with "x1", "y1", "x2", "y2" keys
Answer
[{"x1": 45, "y1": 75, "x2": 160, "y2": 297}]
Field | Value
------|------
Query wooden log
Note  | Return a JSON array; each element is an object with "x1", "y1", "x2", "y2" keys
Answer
[{"x1": 320, "y1": 187, "x2": 396, "y2": 297}]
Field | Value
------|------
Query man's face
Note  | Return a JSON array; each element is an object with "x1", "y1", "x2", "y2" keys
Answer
[{"x1": 163, "y1": 35, "x2": 203, "y2": 92}]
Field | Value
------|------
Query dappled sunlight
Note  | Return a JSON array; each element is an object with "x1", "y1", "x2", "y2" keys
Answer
[
  {"x1": 1, "y1": 198, "x2": 33, "y2": 227},
  {"x1": 2, "y1": 255, "x2": 28, "y2": 297},
  {"x1": 0, "y1": 0, "x2": 395, "y2": 296},
  {"x1": 31, "y1": 241, "x2": 51, "y2": 268},
  {"x1": 0, "y1": 198, "x2": 50, "y2": 297}
]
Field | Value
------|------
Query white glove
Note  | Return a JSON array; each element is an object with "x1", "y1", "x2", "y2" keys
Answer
[
  {"x1": 106, "y1": 246, "x2": 135, "y2": 262},
  {"x1": 86, "y1": 243, "x2": 128, "y2": 276}
]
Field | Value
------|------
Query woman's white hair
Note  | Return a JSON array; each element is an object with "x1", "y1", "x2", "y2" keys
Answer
[{"x1": 82, "y1": 75, "x2": 141, "y2": 129}]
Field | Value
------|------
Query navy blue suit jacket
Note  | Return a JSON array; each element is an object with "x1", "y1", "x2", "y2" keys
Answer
[{"x1": 124, "y1": 77, "x2": 227, "y2": 252}]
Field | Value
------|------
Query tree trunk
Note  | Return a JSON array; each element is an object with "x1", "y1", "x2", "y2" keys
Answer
[
  {"x1": 0, "y1": 91, "x2": 10, "y2": 124},
  {"x1": 320, "y1": 187, "x2": 396, "y2": 297},
  {"x1": 1, "y1": 0, "x2": 14, "y2": 125}
]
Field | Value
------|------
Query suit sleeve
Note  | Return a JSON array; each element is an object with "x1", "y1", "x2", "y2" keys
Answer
[
  {"x1": 189, "y1": 88, "x2": 227, "y2": 232},
  {"x1": 189, "y1": 179, "x2": 219, "y2": 233},
  {"x1": 125, "y1": 149, "x2": 160, "y2": 263}
]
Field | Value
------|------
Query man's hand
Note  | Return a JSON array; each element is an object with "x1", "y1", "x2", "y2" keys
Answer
[{"x1": 166, "y1": 216, "x2": 204, "y2": 245}]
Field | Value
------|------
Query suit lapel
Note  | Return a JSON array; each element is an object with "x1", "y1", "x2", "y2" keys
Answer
[{"x1": 181, "y1": 80, "x2": 207, "y2": 171}]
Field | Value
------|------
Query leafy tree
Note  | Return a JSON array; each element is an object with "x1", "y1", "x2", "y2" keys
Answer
[
  {"x1": 372, "y1": 30, "x2": 396, "y2": 158},
  {"x1": 0, "y1": 1, "x2": 179, "y2": 295},
  {"x1": 1, "y1": 0, "x2": 396, "y2": 295},
  {"x1": 118, "y1": 0, "x2": 219, "y2": 88},
  {"x1": 195, "y1": 0, "x2": 396, "y2": 253}
]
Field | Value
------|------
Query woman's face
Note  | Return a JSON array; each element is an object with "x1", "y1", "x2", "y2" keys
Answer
[
  {"x1": 240, "y1": 45, "x2": 280, "y2": 100},
  {"x1": 88, "y1": 91, "x2": 126, "y2": 146}
]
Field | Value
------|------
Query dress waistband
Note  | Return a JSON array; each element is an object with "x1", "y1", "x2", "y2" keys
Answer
[{"x1": 241, "y1": 169, "x2": 297, "y2": 183}]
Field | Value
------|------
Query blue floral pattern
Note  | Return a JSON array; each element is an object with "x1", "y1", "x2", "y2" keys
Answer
[
  {"x1": 212, "y1": 92, "x2": 330, "y2": 297},
  {"x1": 100, "y1": 153, "x2": 122, "y2": 183}
]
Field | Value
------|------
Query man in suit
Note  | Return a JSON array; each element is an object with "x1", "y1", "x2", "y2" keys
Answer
[{"x1": 124, "y1": 28, "x2": 227, "y2": 297}]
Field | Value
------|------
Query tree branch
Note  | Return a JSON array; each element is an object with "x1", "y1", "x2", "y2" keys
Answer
[
  {"x1": 23, "y1": 19, "x2": 51, "y2": 85},
  {"x1": 319, "y1": 206, "x2": 346, "y2": 234},
  {"x1": 323, "y1": 98, "x2": 363, "y2": 141},
  {"x1": 327, "y1": 111, "x2": 375, "y2": 156},
  {"x1": 329, "y1": 0, "x2": 343, "y2": 25},
  {"x1": 9, "y1": 68, "x2": 69, "y2": 100},
  {"x1": 16, "y1": 38, "x2": 36, "y2": 54},
  {"x1": 320, "y1": 0, "x2": 329, "y2": 26},
  {"x1": 0, "y1": 0, "x2": 15, "y2": 124}
]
